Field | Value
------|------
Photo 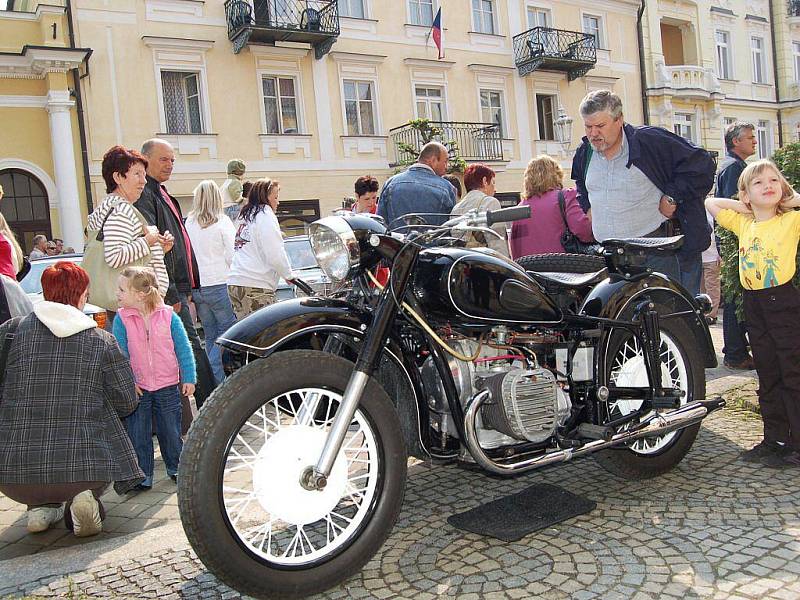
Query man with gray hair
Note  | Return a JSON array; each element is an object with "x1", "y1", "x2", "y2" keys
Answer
[
  {"x1": 571, "y1": 90, "x2": 716, "y2": 295},
  {"x1": 377, "y1": 141, "x2": 456, "y2": 230},
  {"x1": 28, "y1": 235, "x2": 48, "y2": 260},
  {"x1": 716, "y1": 121, "x2": 757, "y2": 370}
]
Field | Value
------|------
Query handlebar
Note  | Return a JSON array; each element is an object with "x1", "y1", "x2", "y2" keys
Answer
[
  {"x1": 486, "y1": 205, "x2": 531, "y2": 227},
  {"x1": 292, "y1": 278, "x2": 314, "y2": 296}
]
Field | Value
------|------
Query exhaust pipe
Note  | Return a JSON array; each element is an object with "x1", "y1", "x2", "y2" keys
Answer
[{"x1": 463, "y1": 390, "x2": 725, "y2": 476}]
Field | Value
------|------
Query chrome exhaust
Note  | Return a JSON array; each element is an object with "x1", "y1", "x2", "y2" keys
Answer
[{"x1": 463, "y1": 390, "x2": 724, "y2": 476}]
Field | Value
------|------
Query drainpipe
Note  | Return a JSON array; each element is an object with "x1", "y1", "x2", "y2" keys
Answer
[
  {"x1": 64, "y1": 0, "x2": 94, "y2": 213},
  {"x1": 637, "y1": 0, "x2": 650, "y2": 125},
  {"x1": 768, "y1": 0, "x2": 783, "y2": 147}
]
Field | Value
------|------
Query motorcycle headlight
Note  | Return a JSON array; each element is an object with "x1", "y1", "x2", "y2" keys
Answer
[{"x1": 309, "y1": 216, "x2": 360, "y2": 282}]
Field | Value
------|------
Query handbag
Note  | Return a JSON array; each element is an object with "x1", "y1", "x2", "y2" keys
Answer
[
  {"x1": 82, "y1": 199, "x2": 152, "y2": 311},
  {"x1": 557, "y1": 190, "x2": 600, "y2": 255}
]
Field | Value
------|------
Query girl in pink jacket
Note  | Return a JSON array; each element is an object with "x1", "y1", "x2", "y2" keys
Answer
[{"x1": 112, "y1": 267, "x2": 196, "y2": 490}]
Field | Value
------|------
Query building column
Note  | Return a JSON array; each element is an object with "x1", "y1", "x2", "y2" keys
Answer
[
  {"x1": 506, "y1": 2, "x2": 533, "y2": 165},
  {"x1": 46, "y1": 90, "x2": 84, "y2": 251},
  {"x1": 312, "y1": 57, "x2": 336, "y2": 162}
]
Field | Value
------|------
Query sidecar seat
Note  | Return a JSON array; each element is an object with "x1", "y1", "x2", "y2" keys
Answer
[{"x1": 530, "y1": 269, "x2": 608, "y2": 289}]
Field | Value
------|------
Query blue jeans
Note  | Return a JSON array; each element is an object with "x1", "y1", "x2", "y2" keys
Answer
[
  {"x1": 193, "y1": 284, "x2": 238, "y2": 384},
  {"x1": 643, "y1": 253, "x2": 680, "y2": 281},
  {"x1": 224, "y1": 205, "x2": 240, "y2": 223},
  {"x1": 124, "y1": 386, "x2": 183, "y2": 487},
  {"x1": 678, "y1": 252, "x2": 703, "y2": 297}
]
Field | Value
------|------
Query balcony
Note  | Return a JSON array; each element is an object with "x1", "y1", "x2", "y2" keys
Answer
[
  {"x1": 389, "y1": 122, "x2": 504, "y2": 166},
  {"x1": 224, "y1": 0, "x2": 339, "y2": 58},
  {"x1": 513, "y1": 27, "x2": 596, "y2": 81},
  {"x1": 654, "y1": 63, "x2": 722, "y2": 100}
]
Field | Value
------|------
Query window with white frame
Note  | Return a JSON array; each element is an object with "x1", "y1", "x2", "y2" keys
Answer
[
  {"x1": 582, "y1": 14, "x2": 602, "y2": 47},
  {"x1": 751, "y1": 36, "x2": 766, "y2": 84},
  {"x1": 472, "y1": 0, "x2": 495, "y2": 34},
  {"x1": 757, "y1": 120, "x2": 771, "y2": 158},
  {"x1": 793, "y1": 41, "x2": 800, "y2": 84},
  {"x1": 536, "y1": 94, "x2": 556, "y2": 141},
  {"x1": 262, "y1": 76, "x2": 299, "y2": 134},
  {"x1": 527, "y1": 6, "x2": 551, "y2": 28},
  {"x1": 673, "y1": 113, "x2": 694, "y2": 143},
  {"x1": 343, "y1": 80, "x2": 376, "y2": 135},
  {"x1": 160, "y1": 71, "x2": 204, "y2": 134},
  {"x1": 715, "y1": 31, "x2": 732, "y2": 80},
  {"x1": 338, "y1": 0, "x2": 365, "y2": 18},
  {"x1": 415, "y1": 86, "x2": 445, "y2": 121},
  {"x1": 408, "y1": 0, "x2": 434, "y2": 26},
  {"x1": 480, "y1": 89, "x2": 505, "y2": 137},
  {"x1": 722, "y1": 116, "x2": 736, "y2": 147}
]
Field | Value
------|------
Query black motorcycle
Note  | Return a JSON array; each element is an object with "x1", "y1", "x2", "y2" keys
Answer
[{"x1": 177, "y1": 206, "x2": 723, "y2": 599}]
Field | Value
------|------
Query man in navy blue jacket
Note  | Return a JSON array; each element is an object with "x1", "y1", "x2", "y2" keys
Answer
[{"x1": 571, "y1": 90, "x2": 715, "y2": 295}]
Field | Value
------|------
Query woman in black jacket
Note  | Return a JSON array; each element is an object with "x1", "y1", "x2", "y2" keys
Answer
[{"x1": 0, "y1": 262, "x2": 143, "y2": 536}]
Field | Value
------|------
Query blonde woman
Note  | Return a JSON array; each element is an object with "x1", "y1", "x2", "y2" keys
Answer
[
  {"x1": 185, "y1": 180, "x2": 237, "y2": 384},
  {"x1": 509, "y1": 155, "x2": 593, "y2": 258},
  {"x1": 0, "y1": 212, "x2": 24, "y2": 277}
]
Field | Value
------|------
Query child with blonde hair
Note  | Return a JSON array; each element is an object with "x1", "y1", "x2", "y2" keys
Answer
[
  {"x1": 112, "y1": 267, "x2": 196, "y2": 489},
  {"x1": 706, "y1": 159, "x2": 800, "y2": 469}
]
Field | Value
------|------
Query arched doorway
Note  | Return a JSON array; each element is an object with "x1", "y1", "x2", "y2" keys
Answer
[{"x1": 0, "y1": 168, "x2": 52, "y2": 254}]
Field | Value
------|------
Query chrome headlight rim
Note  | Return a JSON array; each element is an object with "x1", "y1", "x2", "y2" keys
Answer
[{"x1": 309, "y1": 216, "x2": 360, "y2": 282}]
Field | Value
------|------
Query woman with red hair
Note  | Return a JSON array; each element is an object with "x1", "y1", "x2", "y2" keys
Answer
[
  {"x1": 0, "y1": 261, "x2": 142, "y2": 537},
  {"x1": 449, "y1": 164, "x2": 510, "y2": 257}
]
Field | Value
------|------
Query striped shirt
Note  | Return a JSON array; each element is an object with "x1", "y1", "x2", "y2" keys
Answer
[{"x1": 86, "y1": 195, "x2": 169, "y2": 296}]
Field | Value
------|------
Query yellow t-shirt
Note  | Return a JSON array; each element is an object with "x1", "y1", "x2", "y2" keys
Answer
[{"x1": 716, "y1": 208, "x2": 800, "y2": 290}]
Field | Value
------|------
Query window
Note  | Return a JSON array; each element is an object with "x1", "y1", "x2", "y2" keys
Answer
[
  {"x1": 757, "y1": 120, "x2": 771, "y2": 159},
  {"x1": 751, "y1": 36, "x2": 766, "y2": 84},
  {"x1": 673, "y1": 113, "x2": 694, "y2": 143},
  {"x1": 472, "y1": 0, "x2": 495, "y2": 34},
  {"x1": 343, "y1": 80, "x2": 376, "y2": 135},
  {"x1": 793, "y1": 41, "x2": 800, "y2": 84},
  {"x1": 337, "y1": 0, "x2": 365, "y2": 18},
  {"x1": 161, "y1": 71, "x2": 204, "y2": 134},
  {"x1": 582, "y1": 14, "x2": 602, "y2": 47},
  {"x1": 0, "y1": 169, "x2": 51, "y2": 253},
  {"x1": 722, "y1": 116, "x2": 736, "y2": 147},
  {"x1": 536, "y1": 94, "x2": 556, "y2": 141},
  {"x1": 262, "y1": 76, "x2": 299, "y2": 134},
  {"x1": 527, "y1": 7, "x2": 551, "y2": 28},
  {"x1": 408, "y1": 0, "x2": 434, "y2": 26},
  {"x1": 480, "y1": 90, "x2": 505, "y2": 137},
  {"x1": 715, "y1": 31, "x2": 732, "y2": 80},
  {"x1": 415, "y1": 86, "x2": 445, "y2": 121}
]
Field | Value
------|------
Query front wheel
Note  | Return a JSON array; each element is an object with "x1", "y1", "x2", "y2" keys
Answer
[{"x1": 178, "y1": 350, "x2": 407, "y2": 599}]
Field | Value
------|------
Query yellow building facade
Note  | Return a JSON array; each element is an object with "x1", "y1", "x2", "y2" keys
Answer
[
  {"x1": 642, "y1": 0, "x2": 800, "y2": 158},
  {"x1": 0, "y1": 0, "x2": 91, "y2": 252},
  {"x1": 57, "y1": 0, "x2": 645, "y2": 231}
]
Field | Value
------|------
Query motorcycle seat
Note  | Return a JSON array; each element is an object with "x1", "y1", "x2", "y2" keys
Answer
[
  {"x1": 531, "y1": 268, "x2": 608, "y2": 288},
  {"x1": 603, "y1": 235, "x2": 684, "y2": 252}
]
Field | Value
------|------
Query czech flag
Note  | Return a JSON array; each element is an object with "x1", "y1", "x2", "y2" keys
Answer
[{"x1": 431, "y1": 8, "x2": 444, "y2": 59}]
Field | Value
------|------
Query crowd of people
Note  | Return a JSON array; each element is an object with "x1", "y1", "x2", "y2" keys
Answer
[{"x1": 0, "y1": 88, "x2": 797, "y2": 540}]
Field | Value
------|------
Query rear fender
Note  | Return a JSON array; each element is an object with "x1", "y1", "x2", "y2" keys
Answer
[
  {"x1": 217, "y1": 297, "x2": 429, "y2": 458},
  {"x1": 579, "y1": 273, "x2": 717, "y2": 369}
]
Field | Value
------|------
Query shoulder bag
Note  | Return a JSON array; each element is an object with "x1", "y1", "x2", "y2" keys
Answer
[
  {"x1": 82, "y1": 200, "x2": 152, "y2": 311},
  {"x1": 557, "y1": 190, "x2": 600, "y2": 255}
]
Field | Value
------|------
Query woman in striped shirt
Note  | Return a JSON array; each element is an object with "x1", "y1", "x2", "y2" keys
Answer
[{"x1": 86, "y1": 147, "x2": 169, "y2": 324}]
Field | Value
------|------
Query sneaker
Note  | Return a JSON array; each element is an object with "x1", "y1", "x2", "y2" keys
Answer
[
  {"x1": 26, "y1": 506, "x2": 64, "y2": 533},
  {"x1": 763, "y1": 449, "x2": 800, "y2": 469},
  {"x1": 69, "y1": 490, "x2": 102, "y2": 537},
  {"x1": 169, "y1": 473, "x2": 177, "y2": 483},
  {"x1": 740, "y1": 440, "x2": 787, "y2": 463},
  {"x1": 724, "y1": 356, "x2": 755, "y2": 370}
]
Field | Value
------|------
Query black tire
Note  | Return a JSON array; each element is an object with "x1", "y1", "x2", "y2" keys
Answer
[
  {"x1": 516, "y1": 253, "x2": 605, "y2": 274},
  {"x1": 178, "y1": 350, "x2": 407, "y2": 599},
  {"x1": 593, "y1": 317, "x2": 704, "y2": 480}
]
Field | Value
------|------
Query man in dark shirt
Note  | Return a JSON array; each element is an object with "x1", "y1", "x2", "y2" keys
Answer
[
  {"x1": 716, "y1": 122, "x2": 757, "y2": 371},
  {"x1": 136, "y1": 138, "x2": 216, "y2": 408}
]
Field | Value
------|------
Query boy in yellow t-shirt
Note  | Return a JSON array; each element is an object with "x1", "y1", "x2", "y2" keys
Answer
[{"x1": 706, "y1": 159, "x2": 800, "y2": 470}]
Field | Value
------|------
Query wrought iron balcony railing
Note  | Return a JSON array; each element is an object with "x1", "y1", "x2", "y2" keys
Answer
[
  {"x1": 389, "y1": 122, "x2": 504, "y2": 166},
  {"x1": 513, "y1": 26, "x2": 597, "y2": 80},
  {"x1": 224, "y1": 0, "x2": 339, "y2": 58}
]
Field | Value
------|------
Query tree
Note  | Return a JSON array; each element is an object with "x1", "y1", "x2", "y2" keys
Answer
[{"x1": 395, "y1": 119, "x2": 467, "y2": 174}]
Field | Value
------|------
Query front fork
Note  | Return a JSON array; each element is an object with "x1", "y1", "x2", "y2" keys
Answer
[{"x1": 301, "y1": 243, "x2": 419, "y2": 491}]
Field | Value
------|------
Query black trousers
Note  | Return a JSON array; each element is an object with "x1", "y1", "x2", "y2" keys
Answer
[
  {"x1": 742, "y1": 283, "x2": 800, "y2": 449},
  {"x1": 177, "y1": 292, "x2": 216, "y2": 409}
]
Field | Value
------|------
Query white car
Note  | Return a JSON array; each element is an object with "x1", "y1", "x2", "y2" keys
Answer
[{"x1": 276, "y1": 235, "x2": 333, "y2": 301}]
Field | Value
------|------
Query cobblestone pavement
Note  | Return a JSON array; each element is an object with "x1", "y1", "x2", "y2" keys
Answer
[{"x1": 1, "y1": 404, "x2": 798, "y2": 600}]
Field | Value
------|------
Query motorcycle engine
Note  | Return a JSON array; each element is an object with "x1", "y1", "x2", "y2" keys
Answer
[{"x1": 421, "y1": 335, "x2": 571, "y2": 449}]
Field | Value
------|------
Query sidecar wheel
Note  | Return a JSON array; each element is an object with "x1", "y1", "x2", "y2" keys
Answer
[
  {"x1": 178, "y1": 350, "x2": 407, "y2": 599},
  {"x1": 593, "y1": 318, "x2": 703, "y2": 480}
]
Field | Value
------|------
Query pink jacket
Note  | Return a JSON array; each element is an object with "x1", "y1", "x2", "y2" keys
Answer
[
  {"x1": 509, "y1": 188, "x2": 594, "y2": 258},
  {"x1": 116, "y1": 306, "x2": 179, "y2": 392}
]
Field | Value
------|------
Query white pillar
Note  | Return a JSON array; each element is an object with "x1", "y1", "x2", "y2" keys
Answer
[
  {"x1": 506, "y1": 2, "x2": 533, "y2": 165},
  {"x1": 312, "y1": 56, "x2": 336, "y2": 161},
  {"x1": 46, "y1": 90, "x2": 84, "y2": 251}
]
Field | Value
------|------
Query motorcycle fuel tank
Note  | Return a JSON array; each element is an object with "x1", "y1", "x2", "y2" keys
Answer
[{"x1": 411, "y1": 247, "x2": 562, "y2": 325}]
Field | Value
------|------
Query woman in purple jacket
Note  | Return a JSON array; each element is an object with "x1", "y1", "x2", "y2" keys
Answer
[{"x1": 510, "y1": 155, "x2": 594, "y2": 259}]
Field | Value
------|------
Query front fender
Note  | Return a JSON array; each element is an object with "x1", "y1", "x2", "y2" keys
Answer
[
  {"x1": 217, "y1": 296, "x2": 370, "y2": 357},
  {"x1": 580, "y1": 273, "x2": 717, "y2": 369}
]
